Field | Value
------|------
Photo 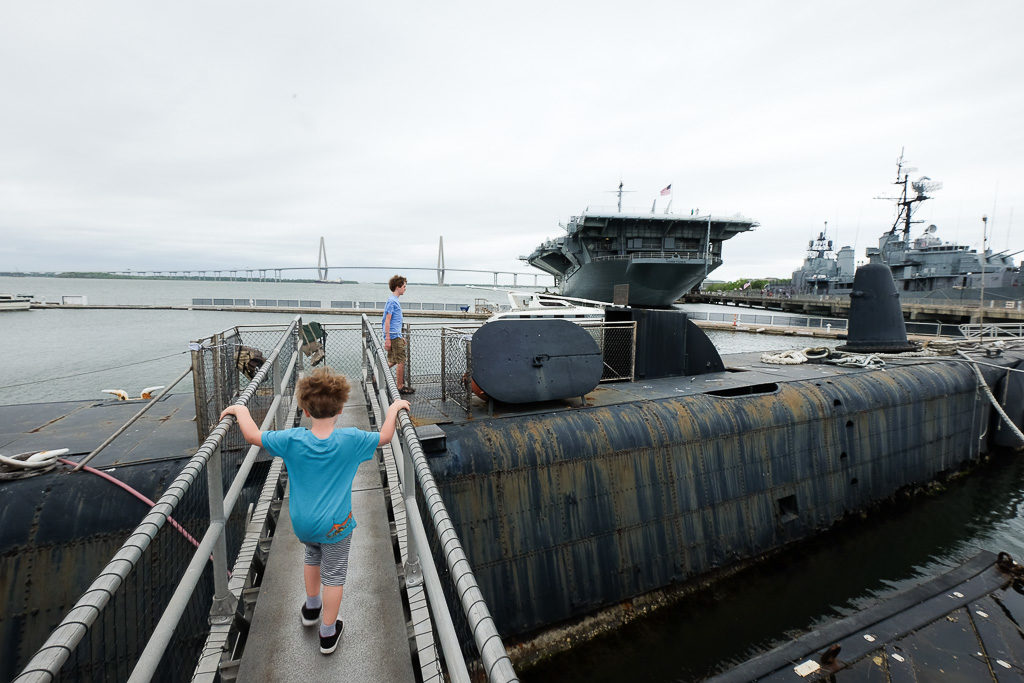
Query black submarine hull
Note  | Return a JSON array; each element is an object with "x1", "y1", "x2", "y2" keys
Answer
[{"x1": 422, "y1": 354, "x2": 1017, "y2": 637}]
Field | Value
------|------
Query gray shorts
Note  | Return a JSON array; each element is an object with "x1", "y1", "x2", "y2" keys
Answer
[{"x1": 303, "y1": 534, "x2": 353, "y2": 586}]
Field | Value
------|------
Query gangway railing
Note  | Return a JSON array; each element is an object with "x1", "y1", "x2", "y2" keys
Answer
[
  {"x1": 15, "y1": 317, "x2": 303, "y2": 682},
  {"x1": 360, "y1": 314, "x2": 518, "y2": 682},
  {"x1": 958, "y1": 322, "x2": 1024, "y2": 339}
]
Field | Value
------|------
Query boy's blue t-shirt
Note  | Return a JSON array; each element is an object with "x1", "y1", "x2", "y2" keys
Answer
[
  {"x1": 382, "y1": 295, "x2": 403, "y2": 339},
  {"x1": 261, "y1": 427, "x2": 379, "y2": 544}
]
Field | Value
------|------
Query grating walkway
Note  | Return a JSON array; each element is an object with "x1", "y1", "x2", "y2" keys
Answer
[{"x1": 236, "y1": 384, "x2": 415, "y2": 682}]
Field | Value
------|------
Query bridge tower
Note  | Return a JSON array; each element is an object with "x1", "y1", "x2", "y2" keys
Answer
[
  {"x1": 437, "y1": 236, "x2": 445, "y2": 286},
  {"x1": 317, "y1": 237, "x2": 328, "y2": 282}
]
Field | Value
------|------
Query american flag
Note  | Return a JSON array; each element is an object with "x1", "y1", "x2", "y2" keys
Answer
[{"x1": 660, "y1": 184, "x2": 672, "y2": 196}]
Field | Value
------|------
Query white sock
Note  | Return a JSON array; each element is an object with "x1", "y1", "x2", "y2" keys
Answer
[
  {"x1": 306, "y1": 595, "x2": 322, "y2": 610},
  {"x1": 319, "y1": 621, "x2": 336, "y2": 637}
]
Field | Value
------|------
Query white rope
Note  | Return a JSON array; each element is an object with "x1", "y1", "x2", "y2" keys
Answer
[
  {"x1": 759, "y1": 349, "x2": 808, "y2": 365},
  {"x1": 0, "y1": 448, "x2": 69, "y2": 470},
  {"x1": 828, "y1": 354, "x2": 886, "y2": 368}
]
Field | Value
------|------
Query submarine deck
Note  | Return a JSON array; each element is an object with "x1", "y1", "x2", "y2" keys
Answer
[
  {"x1": 404, "y1": 351, "x2": 965, "y2": 426},
  {"x1": 0, "y1": 393, "x2": 198, "y2": 467}
]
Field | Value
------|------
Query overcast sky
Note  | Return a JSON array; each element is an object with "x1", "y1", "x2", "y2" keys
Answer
[{"x1": 2, "y1": 1, "x2": 1022, "y2": 284}]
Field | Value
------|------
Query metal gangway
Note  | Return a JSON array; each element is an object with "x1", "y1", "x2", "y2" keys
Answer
[{"x1": 15, "y1": 316, "x2": 517, "y2": 682}]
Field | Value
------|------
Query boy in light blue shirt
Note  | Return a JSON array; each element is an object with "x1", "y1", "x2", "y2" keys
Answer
[
  {"x1": 221, "y1": 367, "x2": 409, "y2": 655},
  {"x1": 382, "y1": 274, "x2": 414, "y2": 395}
]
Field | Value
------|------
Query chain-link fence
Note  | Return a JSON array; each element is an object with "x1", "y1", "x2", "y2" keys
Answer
[
  {"x1": 192, "y1": 324, "x2": 298, "y2": 438},
  {"x1": 580, "y1": 320, "x2": 636, "y2": 382},
  {"x1": 441, "y1": 327, "x2": 475, "y2": 411}
]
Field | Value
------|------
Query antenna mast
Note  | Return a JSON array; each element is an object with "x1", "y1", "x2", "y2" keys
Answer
[{"x1": 884, "y1": 149, "x2": 942, "y2": 241}]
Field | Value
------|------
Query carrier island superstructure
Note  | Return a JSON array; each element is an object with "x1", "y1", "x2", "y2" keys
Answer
[{"x1": 525, "y1": 185, "x2": 757, "y2": 306}]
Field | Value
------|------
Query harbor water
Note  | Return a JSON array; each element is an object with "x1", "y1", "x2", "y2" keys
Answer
[{"x1": 3, "y1": 276, "x2": 1022, "y2": 681}]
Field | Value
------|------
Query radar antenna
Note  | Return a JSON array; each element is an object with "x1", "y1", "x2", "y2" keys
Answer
[{"x1": 875, "y1": 148, "x2": 941, "y2": 241}]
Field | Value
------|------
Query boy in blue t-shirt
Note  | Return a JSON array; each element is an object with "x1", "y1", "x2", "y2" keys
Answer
[
  {"x1": 382, "y1": 274, "x2": 414, "y2": 395},
  {"x1": 221, "y1": 367, "x2": 409, "y2": 655}
]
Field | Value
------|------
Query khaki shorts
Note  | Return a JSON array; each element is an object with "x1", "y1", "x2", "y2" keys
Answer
[{"x1": 387, "y1": 337, "x2": 407, "y2": 365}]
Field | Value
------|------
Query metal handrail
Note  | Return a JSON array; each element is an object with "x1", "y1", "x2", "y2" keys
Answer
[
  {"x1": 15, "y1": 317, "x2": 302, "y2": 682},
  {"x1": 360, "y1": 315, "x2": 518, "y2": 683},
  {"x1": 958, "y1": 322, "x2": 1024, "y2": 339}
]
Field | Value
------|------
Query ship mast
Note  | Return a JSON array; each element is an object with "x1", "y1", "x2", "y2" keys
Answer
[
  {"x1": 604, "y1": 180, "x2": 633, "y2": 213},
  {"x1": 889, "y1": 149, "x2": 942, "y2": 241}
]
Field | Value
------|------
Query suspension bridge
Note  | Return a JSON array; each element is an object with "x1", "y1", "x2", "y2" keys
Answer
[{"x1": 105, "y1": 237, "x2": 553, "y2": 287}]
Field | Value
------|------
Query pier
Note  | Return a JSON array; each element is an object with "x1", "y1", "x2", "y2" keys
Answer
[{"x1": 686, "y1": 290, "x2": 1024, "y2": 324}]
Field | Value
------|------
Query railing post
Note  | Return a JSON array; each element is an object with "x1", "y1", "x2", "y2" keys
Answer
[
  {"x1": 191, "y1": 341, "x2": 208, "y2": 443},
  {"x1": 206, "y1": 444, "x2": 235, "y2": 623},
  {"x1": 212, "y1": 332, "x2": 225, "y2": 421},
  {"x1": 390, "y1": 434, "x2": 424, "y2": 588},
  {"x1": 440, "y1": 328, "x2": 447, "y2": 403}
]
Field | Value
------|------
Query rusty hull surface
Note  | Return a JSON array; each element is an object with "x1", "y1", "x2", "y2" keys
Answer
[{"x1": 415, "y1": 350, "x2": 1024, "y2": 639}]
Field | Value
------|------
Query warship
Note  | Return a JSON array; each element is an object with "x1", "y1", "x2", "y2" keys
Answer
[
  {"x1": 524, "y1": 183, "x2": 757, "y2": 307},
  {"x1": 792, "y1": 154, "x2": 1022, "y2": 299},
  {"x1": 789, "y1": 223, "x2": 855, "y2": 294}
]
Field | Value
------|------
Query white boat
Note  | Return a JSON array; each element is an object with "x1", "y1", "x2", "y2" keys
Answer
[
  {"x1": 485, "y1": 290, "x2": 610, "y2": 322},
  {"x1": 0, "y1": 294, "x2": 32, "y2": 311}
]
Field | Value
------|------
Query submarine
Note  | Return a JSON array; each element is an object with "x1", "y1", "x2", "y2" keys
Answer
[{"x1": 402, "y1": 264, "x2": 1024, "y2": 659}]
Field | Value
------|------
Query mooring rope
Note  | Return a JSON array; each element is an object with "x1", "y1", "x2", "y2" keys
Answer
[{"x1": 956, "y1": 350, "x2": 1024, "y2": 446}]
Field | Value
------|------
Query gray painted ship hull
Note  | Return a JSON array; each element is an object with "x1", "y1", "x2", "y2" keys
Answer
[{"x1": 561, "y1": 258, "x2": 712, "y2": 307}]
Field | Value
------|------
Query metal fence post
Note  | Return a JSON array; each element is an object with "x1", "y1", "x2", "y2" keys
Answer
[
  {"x1": 206, "y1": 445, "x2": 235, "y2": 623},
  {"x1": 403, "y1": 322, "x2": 411, "y2": 388},
  {"x1": 212, "y1": 332, "x2": 224, "y2": 419},
  {"x1": 191, "y1": 343, "x2": 209, "y2": 443},
  {"x1": 440, "y1": 328, "x2": 447, "y2": 403}
]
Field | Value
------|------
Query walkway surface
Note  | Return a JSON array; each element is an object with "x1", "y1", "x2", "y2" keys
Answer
[{"x1": 237, "y1": 384, "x2": 414, "y2": 682}]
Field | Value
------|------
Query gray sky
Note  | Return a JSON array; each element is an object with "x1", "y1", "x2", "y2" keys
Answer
[{"x1": 2, "y1": 1, "x2": 1022, "y2": 283}]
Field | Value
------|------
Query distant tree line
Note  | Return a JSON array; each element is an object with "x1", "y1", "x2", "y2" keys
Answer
[{"x1": 702, "y1": 278, "x2": 789, "y2": 292}]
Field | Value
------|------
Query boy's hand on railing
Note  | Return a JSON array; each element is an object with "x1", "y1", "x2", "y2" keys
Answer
[
  {"x1": 379, "y1": 399, "x2": 411, "y2": 445},
  {"x1": 219, "y1": 404, "x2": 246, "y2": 421}
]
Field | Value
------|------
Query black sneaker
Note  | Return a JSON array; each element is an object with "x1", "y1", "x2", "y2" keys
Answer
[
  {"x1": 319, "y1": 620, "x2": 343, "y2": 655},
  {"x1": 300, "y1": 602, "x2": 320, "y2": 627}
]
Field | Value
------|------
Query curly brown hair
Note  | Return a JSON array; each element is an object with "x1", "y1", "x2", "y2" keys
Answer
[
  {"x1": 388, "y1": 275, "x2": 407, "y2": 292},
  {"x1": 296, "y1": 367, "x2": 351, "y2": 419}
]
